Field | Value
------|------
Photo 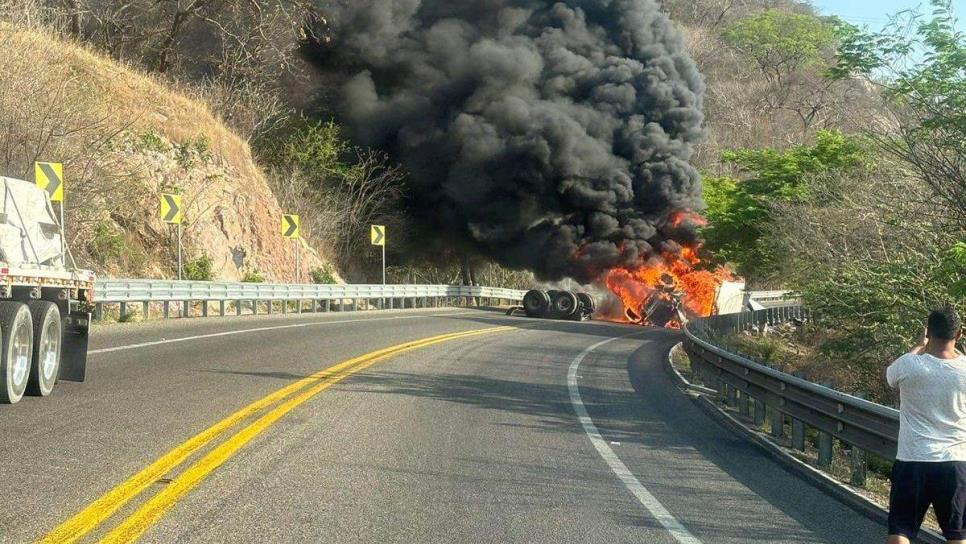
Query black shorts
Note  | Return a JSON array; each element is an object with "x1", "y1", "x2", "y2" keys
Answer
[{"x1": 890, "y1": 460, "x2": 966, "y2": 540}]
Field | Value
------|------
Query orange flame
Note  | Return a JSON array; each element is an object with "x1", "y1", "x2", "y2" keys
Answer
[{"x1": 600, "y1": 211, "x2": 734, "y2": 328}]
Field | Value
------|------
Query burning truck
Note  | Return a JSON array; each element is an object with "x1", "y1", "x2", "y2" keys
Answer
[
  {"x1": 603, "y1": 234, "x2": 745, "y2": 328},
  {"x1": 618, "y1": 273, "x2": 745, "y2": 327},
  {"x1": 513, "y1": 275, "x2": 743, "y2": 327},
  {"x1": 514, "y1": 221, "x2": 745, "y2": 328}
]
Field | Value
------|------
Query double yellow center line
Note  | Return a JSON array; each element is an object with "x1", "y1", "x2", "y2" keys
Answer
[{"x1": 42, "y1": 325, "x2": 511, "y2": 544}]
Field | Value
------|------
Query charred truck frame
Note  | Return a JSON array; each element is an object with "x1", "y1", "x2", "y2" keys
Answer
[{"x1": 512, "y1": 289, "x2": 596, "y2": 321}]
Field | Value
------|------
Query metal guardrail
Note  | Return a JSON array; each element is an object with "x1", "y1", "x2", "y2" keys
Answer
[
  {"x1": 746, "y1": 290, "x2": 794, "y2": 301},
  {"x1": 93, "y1": 279, "x2": 527, "y2": 320},
  {"x1": 746, "y1": 290, "x2": 800, "y2": 308},
  {"x1": 683, "y1": 307, "x2": 898, "y2": 486}
]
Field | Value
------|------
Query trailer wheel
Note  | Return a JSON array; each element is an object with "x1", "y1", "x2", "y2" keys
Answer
[
  {"x1": 551, "y1": 291, "x2": 579, "y2": 318},
  {"x1": 576, "y1": 293, "x2": 596, "y2": 314},
  {"x1": 522, "y1": 290, "x2": 550, "y2": 317},
  {"x1": 26, "y1": 301, "x2": 61, "y2": 397},
  {"x1": 0, "y1": 302, "x2": 33, "y2": 404}
]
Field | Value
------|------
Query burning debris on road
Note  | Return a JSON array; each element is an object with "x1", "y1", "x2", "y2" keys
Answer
[{"x1": 593, "y1": 211, "x2": 743, "y2": 327}]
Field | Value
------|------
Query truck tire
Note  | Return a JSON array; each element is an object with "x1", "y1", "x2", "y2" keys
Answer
[
  {"x1": 0, "y1": 302, "x2": 33, "y2": 404},
  {"x1": 551, "y1": 291, "x2": 579, "y2": 318},
  {"x1": 26, "y1": 301, "x2": 61, "y2": 397},
  {"x1": 576, "y1": 293, "x2": 596, "y2": 314},
  {"x1": 522, "y1": 290, "x2": 550, "y2": 317}
]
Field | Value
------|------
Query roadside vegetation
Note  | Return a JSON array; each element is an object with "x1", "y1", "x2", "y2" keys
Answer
[{"x1": 700, "y1": 0, "x2": 966, "y2": 402}]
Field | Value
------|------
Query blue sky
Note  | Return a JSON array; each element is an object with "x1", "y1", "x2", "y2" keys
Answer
[{"x1": 811, "y1": 1, "x2": 965, "y2": 30}]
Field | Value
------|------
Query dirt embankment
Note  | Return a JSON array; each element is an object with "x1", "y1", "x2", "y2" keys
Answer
[{"x1": 0, "y1": 25, "x2": 332, "y2": 281}]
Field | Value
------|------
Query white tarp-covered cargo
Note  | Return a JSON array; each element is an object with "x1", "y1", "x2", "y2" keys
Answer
[{"x1": 0, "y1": 177, "x2": 63, "y2": 267}]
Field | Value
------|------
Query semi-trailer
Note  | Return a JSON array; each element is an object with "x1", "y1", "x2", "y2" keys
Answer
[{"x1": 0, "y1": 176, "x2": 92, "y2": 404}]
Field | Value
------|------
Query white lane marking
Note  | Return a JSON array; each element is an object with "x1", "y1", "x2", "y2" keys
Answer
[
  {"x1": 89, "y1": 311, "x2": 481, "y2": 355},
  {"x1": 568, "y1": 335, "x2": 703, "y2": 544}
]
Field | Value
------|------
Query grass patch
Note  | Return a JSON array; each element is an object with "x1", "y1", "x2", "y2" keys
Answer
[{"x1": 241, "y1": 269, "x2": 265, "y2": 283}]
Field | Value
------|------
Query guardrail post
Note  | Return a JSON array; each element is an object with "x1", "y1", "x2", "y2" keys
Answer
[
  {"x1": 298, "y1": 300, "x2": 303, "y2": 314},
  {"x1": 282, "y1": 300, "x2": 287, "y2": 314},
  {"x1": 94, "y1": 303, "x2": 103, "y2": 321},
  {"x1": 753, "y1": 399, "x2": 765, "y2": 428},
  {"x1": 202, "y1": 301, "x2": 208, "y2": 318},
  {"x1": 119, "y1": 302, "x2": 127, "y2": 320},
  {"x1": 323, "y1": 300, "x2": 330, "y2": 312},
  {"x1": 219, "y1": 300, "x2": 225, "y2": 317},
  {"x1": 725, "y1": 384, "x2": 737, "y2": 407},
  {"x1": 740, "y1": 391, "x2": 752, "y2": 417},
  {"x1": 251, "y1": 300, "x2": 257, "y2": 315},
  {"x1": 817, "y1": 432, "x2": 833, "y2": 467},
  {"x1": 236, "y1": 300, "x2": 242, "y2": 316},
  {"x1": 142, "y1": 301, "x2": 149, "y2": 320},
  {"x1": 850, "y1": 446, "x2": 867, "y2": 487},
  {"x1": 770, "y1": 407, "x2": 785, "y2": 439},
  {"x1": 791, "y1": 419, "x2": 806, "y2": 451},
  {"x1": 182, "y1": 301, "x2": 189, "y2": 318}
]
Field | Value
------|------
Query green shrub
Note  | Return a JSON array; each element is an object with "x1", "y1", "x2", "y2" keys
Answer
[
  {"x1": 174, "y1": 136, "x2": 212, "y2": 169},
  {"x1": 89, "y1": 220, "x2": 125, "y2": 263},
  {"x1": 184, "y1": 253, "x2": 214, "y2": 281},
  {"x1": 310, "y1": 263, "x2": 337, "y2": 284},
  {"x1": 241, "y1": 269, "x2": 264, "y2": 283},
  {"x1": 137, "y1": 131, "x2": 168, "y2": 153}
]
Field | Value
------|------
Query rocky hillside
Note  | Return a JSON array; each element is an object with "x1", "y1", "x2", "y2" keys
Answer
[{"x1": 0, "y1": 25, "x2": 330, "y2": 281}]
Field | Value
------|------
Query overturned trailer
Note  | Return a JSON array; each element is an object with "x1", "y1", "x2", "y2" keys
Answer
[{"x1": 513, "y1": 289, "x2": 596, "y2": 321}]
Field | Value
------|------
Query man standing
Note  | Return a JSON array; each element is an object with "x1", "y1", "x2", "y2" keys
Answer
[{"x1": 887, "y1": 307, "x2": 966, "y2": 543}]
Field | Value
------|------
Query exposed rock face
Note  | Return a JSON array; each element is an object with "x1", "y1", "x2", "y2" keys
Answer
[{"x1": 0, "y1": 26, "x2": 331, "y2": 282}]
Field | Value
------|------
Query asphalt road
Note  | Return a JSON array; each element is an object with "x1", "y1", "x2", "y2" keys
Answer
[{"x1": 0, "y1": 308, "x2": 886, "y2": 543}]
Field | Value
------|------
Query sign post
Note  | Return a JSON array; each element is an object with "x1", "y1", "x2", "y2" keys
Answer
[
  {"x1": 370, "y1": 225, "x2": 385, "y2": 284},
  {"x1": 282, "y1": 214, "x2": 300, "y2": 282},
  {"x1": 371, "y1": 225, "x2": 386, "y2": 309},
  {"x1": 35, "y1": 162, "x2": 65, "y2": 261},
  {"x1": 160, "y1": 193, "x2": 183, "y2": 279}
]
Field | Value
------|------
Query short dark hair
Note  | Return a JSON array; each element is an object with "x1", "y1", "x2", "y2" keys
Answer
[{"x1": 928, "y1": 306, "x2": 963, "y2": 340}]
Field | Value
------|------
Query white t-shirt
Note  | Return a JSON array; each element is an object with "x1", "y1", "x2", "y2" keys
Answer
[{"x1": 887, "y1": 352, "x2": 966, "y2": 462}]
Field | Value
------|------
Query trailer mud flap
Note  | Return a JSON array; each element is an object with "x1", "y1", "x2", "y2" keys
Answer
[{"x1": 59, "y1": 311, "x2": 90, "y2": 382}]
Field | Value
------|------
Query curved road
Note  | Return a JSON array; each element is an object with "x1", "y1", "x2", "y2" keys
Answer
[{"x1": 1, "y1": 308, "x2": 884, "y2": 543}]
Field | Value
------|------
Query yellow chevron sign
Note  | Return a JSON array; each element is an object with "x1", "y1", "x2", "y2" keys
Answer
[
  {"x1": 282, "y1": 214, "x2": 300, "y2": 239},
  {"x1": 35, "y1": 162, "x2": 63, "y2": 202},
  {"x1": 370, "y1": 225, "x2": 385, "y2": 246},
  {"x1": 160, "y1": 194, "x2": 182, "y2": 224}
]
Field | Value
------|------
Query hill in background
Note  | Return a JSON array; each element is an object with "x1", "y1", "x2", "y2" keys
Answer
[{"x1": 0, "y1": 24, "x2": 329, "y2": 281}]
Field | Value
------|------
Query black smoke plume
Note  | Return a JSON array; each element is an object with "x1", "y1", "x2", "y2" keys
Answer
[{"x1": 309, "y1": 0, "x2": 705, "y2": 283}]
